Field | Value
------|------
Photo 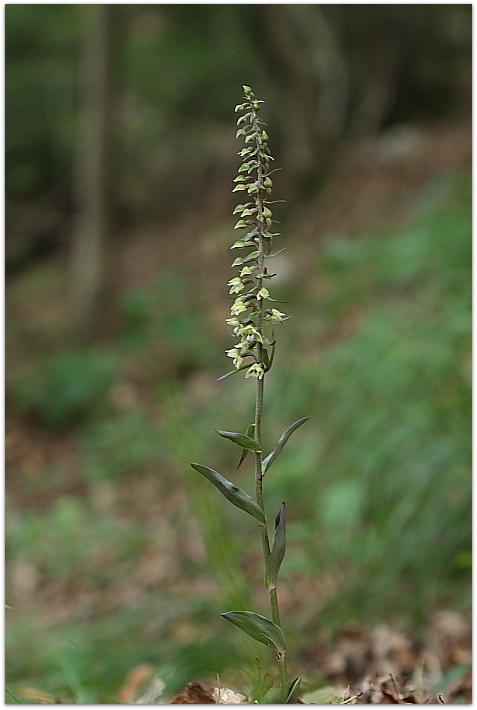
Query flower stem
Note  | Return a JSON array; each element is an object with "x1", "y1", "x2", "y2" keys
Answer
[
  {"x1": 253, "y1": 143, "x2": 289, "y2": 702},
  {"x1": 254, "y1": 373, "x2": 289, "y2": 701}
]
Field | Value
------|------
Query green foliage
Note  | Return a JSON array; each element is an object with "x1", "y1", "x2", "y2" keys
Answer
[
  {"x1": 262, "y1": 418, "x2": 309, "y2": 476},
  {"x1": 221, "y1": 611, "x2": 286, "y2": 652},
  {"x1": 12, "y1": 350, "x2": 117, "y2": 428},
  {"x1": 4, "y1": 12, "x2": 471, "y2": 693},
  {"x1": 286, "y1": 677, "x2": 302, "y2": 704},
  {"x1": 119, "y1": 272, "x2": 218, "y2": 368},
  {"x1": 265, "y1": 503, "x2": 286, "y2": 590},
  {"x1": 190, "y1": 463, "x2": 266, "y2": 524},
  {"x1": 6, "y1": 591, "x2": 237, "y2": 702},
  {"x1": 264, "y1": 175, "x2": 471, "y2": 623},
  {"x1": 214, "y1": 429, "x2": 261, "y2": 452},
  {"x1": 81, "y1": 409, "x2": 162, "y2": 482},
  {"x1": 7, "y1": 4, "x2": 470, "y2": 221},
  {"x1": 5, "y1": 4, "x2": 77, "y2": 198},
  {"x1": 5, "y1": 173, "x2": 471, "y2": 701},
  {"x1": 6, "y1": 496, "x2": 148, "y2": 584}
]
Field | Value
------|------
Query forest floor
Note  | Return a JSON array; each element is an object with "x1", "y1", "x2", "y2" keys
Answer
[{"x1": 6, "y1": 114, "x2": 471, "y2": 704}]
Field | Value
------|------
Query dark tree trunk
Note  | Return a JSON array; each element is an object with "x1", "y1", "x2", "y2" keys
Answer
[{"x1": 70, "y1": 4, "x2": 120, "y2": 340}]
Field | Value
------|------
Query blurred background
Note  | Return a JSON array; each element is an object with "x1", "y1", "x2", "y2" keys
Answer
[{"x1": 5, "y1": 4, "x2": 471, "y2": 703}]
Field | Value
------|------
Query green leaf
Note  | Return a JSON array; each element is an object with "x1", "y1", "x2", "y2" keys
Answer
[
  {"x1": 262, "y1": 347, "x2": 270, "y2": 370},
  {"x1": 214, "y1": 429, "x2": 261, "y2": 452},
  {"x1": 232, "y1": 184, "x2": 247, "y2": 192},
  {"x1": 262, "y1": 417, "x2": 309, "y2": 475},
  {"x1": 265, "y1": 502, "x2": 286, "y2": 589},
  {"x1": 265, "y1": 248, "x2": 287, "y2": 258},
  {"x1": 190, "y1": 463, "x2": 265, "y2": 523},
  {"x1": 263, "y1": 342, "x2": 276, "y2": 373},
  {"x1": 234, "y1": 219, "x2": 249, "y2": 229},
  {"x1": 217, "y1": 364, "x2": 250, "y2": 381},
  {"x1": 286, "y1": 677, "x2": 301, "y2": 704},
  {"x1": 237, "y1": 424, "x2": 255, "y2": 469},
  {"x1": 221, "y1": 611, "x2": 286, "y2": 651},
  {"x1": 5, "y1": 688, "x2": 20, "y2": 704}
]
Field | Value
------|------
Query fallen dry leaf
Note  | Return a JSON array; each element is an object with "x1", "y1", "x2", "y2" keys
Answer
[{"x1": 170, "y1": 682, "x2": 216, "y2": 704}]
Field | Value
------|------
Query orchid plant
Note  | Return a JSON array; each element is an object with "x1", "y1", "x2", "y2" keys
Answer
[{"x1": 191, "y1": 86, "x2": 308, "y2": 703}]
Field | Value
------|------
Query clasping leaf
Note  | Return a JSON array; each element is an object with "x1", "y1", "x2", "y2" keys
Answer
[
  {"x1": 237, "y1": 424, "x2": 256, "y2": 469},
  {"x1": 221, "y1": 611, "x2": 286, "y2": 652},
  {"x1": 265, "y1": 502, "x2": 286, "y2": 589},
  {"x1": 286, "y1": 677, "x2": 301, "y2": 704},
  {"x1": 190, "y1": 463, "x2": 265, "y2": 524},
  {"x1": 214, "y1": 429, "x2": 261, "y2": 452},
  {"x1": 262, "y1": 417, "x2": 309, "y2": 476}
]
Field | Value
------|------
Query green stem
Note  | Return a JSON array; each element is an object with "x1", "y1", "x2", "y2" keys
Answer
[{"x1": 253, "y1": 120, "x2": 289, "y2": 701}]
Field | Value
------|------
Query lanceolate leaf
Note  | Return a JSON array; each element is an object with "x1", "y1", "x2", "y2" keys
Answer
[
  {"x1": 214, "y1": 429, "x2": 261, "y2": 452},
  {"x1": 217, "y1": 363, "x2": 250, "y2": 381},
  {"x1": 262, "y1": 417, "x2": 309, "y2": 475},
  {"x1": 221, "y1": 611, "x2": 286, "y2": 652},
  {"x1": 237, "y1": 424, "x2": 256, "y2": 469},
  {"x1": 286, "y1": 677, "x2": 301, "y2": 704},
  {"x1": 190, "y1": 463, "x2": 265, "y2": 524},
  {"x1": 265, "y1": 502, "x2": 286, "y2": 589}
]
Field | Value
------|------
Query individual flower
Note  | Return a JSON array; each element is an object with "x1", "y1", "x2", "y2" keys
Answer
[
  {"x1": 265, "y1": 308, "x2": 287, "y2": 323},
  {"x1": 231, "y1": 298, "x2": 247, "y2": 316},
  {"x1": 237, "y1": 324, "x2": 263, "y2": 344},
  {"x1": 245, "y1": 363, "x2": 264, "y2": 379},
  {"x1": 228, "y1": 277, "x2": 245, "y2": 294},
  {"x1": 225, "y1": 347, "x2": 245, "y2": 369}
]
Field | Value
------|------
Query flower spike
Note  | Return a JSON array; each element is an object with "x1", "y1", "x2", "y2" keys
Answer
[{"x1": 227, "y1": 86, "x2": 286, "y2": 374}]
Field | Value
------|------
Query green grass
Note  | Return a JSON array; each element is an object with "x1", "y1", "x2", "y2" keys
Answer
[{"x1": 5, "y1": 171, "x2": 471, "y2": 701}]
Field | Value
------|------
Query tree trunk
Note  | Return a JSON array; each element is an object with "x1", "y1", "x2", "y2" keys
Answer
[{"x1": 70, "y1": 4, "x2": 118, "y2": 340}]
